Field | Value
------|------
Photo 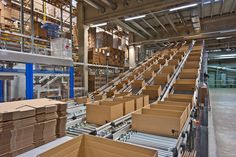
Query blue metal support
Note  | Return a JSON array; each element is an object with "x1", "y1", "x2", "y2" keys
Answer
[
  {"x1": 26, "y1": 63, "x2": 33, "y2": 99},
  {"x1": 0, "y1": 80, "x2": 3, "y2": 102},
  {"x1": 69, "y1": 66, "x2": 74, "y2": 98}
]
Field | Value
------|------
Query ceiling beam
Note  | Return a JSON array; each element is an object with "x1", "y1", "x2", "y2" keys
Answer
[
  {"x1": 113, "y1": 20, "x2": 146, "y2": 39},
  {"x1": 129, "y1": 21, "x2": 153, "y2": 37},
  {"x1": 151, "y1": 14, "x2": 169, "y2": 34},
  {"x1": 142, "y1": 19, "x2": 158, "y2": 34},
  {"x1": 220, "y1": 0, "x2": 225, "y2": 15},
  {"x1": 165, "y1": 13, "x2": 178, "y2": 34},
  {"x1": 230, "y1": 0, "x2": 236, "y2": 13},
  {"x1": 210, "y1": 0, "x2": 214, "y2": 17}
]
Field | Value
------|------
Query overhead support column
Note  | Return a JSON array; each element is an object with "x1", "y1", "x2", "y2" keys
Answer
[
  {"x1": 20, "y1": 0, "x2": 24, "y2": 52},
  {"x1": 129, "y1": 45, "x2": 136, "y2": 69},
  {"x1": 77, "y1": 0, "x2": 88, "y2": 94},
  {"x1": 30, "y1": 0, "x2": 34, "y2": 52}
]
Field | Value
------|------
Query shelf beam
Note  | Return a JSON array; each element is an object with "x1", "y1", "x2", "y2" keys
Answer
[{"x1": 0, "y1": 49, "x2": 73, "y2": 66}]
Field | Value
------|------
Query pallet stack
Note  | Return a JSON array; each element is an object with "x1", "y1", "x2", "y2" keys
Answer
[
  {"x1": 96, "y1": 32, "x2": 113, "y2": 48},
  {"x1": 88, "y1": 27, "x2": 96, "y2": 48},
  {"x1": 0, "y1": 99, "x2": 67, "y2": 157}
]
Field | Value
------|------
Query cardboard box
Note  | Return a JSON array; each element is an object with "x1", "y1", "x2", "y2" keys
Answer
[
  {"x1": 94, "y1": 94, "x2": 106, "y2": 101},
  {"x1": 75, "y1": 96, "x2": 88, "y2": 104},
  {"x1": 161, "y1": 65, "x2": 175, "y2": 76},
  {"x1": 151, "y1": 64, "x2": 161, "y2": 72},
  {"x1": 132, "y1": 108, "x2": 187, "y2": 137},
  {"x1": 143, "y1": 70, "x2": 155, "y2": 80},
  {"x1": 165, "y1": 94, "x2": 194, "y2": 107},
  {"x1": 144, "y1": 104, "x2": 188, "y2": 121},
  {"x1": 112, "y1": 99, "x2": 135, "y2": 115},
  {"x1": 115, "y1": 83, "x2": 125, "y2": 90},
  {"x1": 56, "y1": 116, "x2": 66, "y2": 137},
  {"x1": 86, "y1": 101, "x2": 123, "y2": 125},
  {"x1": 153, "y1": 73, "x2": 170, "y2": 85},
  {"x1": 38, "y1": 134, "x2": 157, "y2": 157},
  {"x1": 107, "y1": 89, "x2": 117, "y2": 98},
  {"x1": 184, "y1": 62, "x2": 200, "y2": 69},
  {"x1": 168, "y1": 59, "x2": 179, "y2": 68},
  {"x1": 131, "y1": 80, "x2": 145, "y2": 89},
  {"x1": 142, "y1": 85, "x2": 162, "y2": 100},
  {"x1": 187, "y1": 56, "x2": 200, "y2": 62},
  {"x1": 156, "y1": 101, "x2": 191, "y2": 115},
  {"x1": 173, "y1": 79, "x2": 196, "y2": 91},
  {"x1": 179, "y1": 69, "x2": 198, "y2": 79},
  {"x1": 124, "y1": 96, "x2": 143, "y2": 110},
  {"x1": 126, "y1": 95, "x2": 149, "y2": 107},
  {"x1": 114, "y1": 92, "x2": 132, "y2": 98},
  {"x1": 158, "y1": 59, "x2": 166, "y2": 65}
]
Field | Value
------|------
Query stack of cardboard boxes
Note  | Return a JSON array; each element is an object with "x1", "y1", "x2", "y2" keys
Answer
[{"x1": 0, "y1": 99, "x2": 67, "y2": 156}]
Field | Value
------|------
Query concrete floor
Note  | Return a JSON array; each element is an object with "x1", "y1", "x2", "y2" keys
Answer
[{"x1": 209, "y1": 88, "x2": 236, "y2": 157}]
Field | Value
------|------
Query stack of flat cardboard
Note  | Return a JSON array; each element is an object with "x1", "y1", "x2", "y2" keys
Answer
[{"x1": 0, "y1": 99, "x2": 67, "y2": 156}]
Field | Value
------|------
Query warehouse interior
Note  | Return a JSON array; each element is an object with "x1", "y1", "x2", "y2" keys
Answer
[{"x1": 0, "y1": 0, "x2": 236, "y2": 157}]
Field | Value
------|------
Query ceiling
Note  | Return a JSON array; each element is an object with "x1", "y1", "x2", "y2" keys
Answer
[{"x1": 80, "y1": 0, "x2": 236, "y2": 49}]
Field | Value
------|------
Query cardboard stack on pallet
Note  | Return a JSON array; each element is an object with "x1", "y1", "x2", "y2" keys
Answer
[
  {"x1": 88, "y1": 27, "x2": 96, "y2": 48},
  {"x1": 96, "y1": 32, "x2": 113, "y2": 48},
  {"x1": 0, "y1": 99, "x2": 67, "y2": 157}
]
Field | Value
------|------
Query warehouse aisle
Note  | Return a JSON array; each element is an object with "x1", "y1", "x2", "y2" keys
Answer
[{"x1": 210, "y1": 88, "x2": 236, "y2": 157}]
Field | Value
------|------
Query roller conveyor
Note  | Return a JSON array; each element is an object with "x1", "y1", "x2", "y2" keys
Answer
[{"x1": 65, "y1": 40, "x2": 204, "y2": 157}]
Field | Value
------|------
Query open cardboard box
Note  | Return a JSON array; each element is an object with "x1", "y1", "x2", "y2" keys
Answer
[
  {"x1": 115, "y1": 83, "x2": 125, "y2": 90},
  {"x1": 37, "y1": 134, "x2": 157, "y2": 157},
  {"x1": 94, "y1": 94, "x2": 106, "y2": 101},
  {"x1": 158, "y1": 58, "x2": 166, "y2": 65},
  {"x1": 161, "y1": 65, "x2": 175, "y2": 76},
  {"x1": 173, "y1": 79, "x2": 196, "y2": 91},
  {"x1": 114, "y1": 92, "x2": 132, "y2": 98},
  {"x1": 86, "y1": 101, "x2": 123, "y2": 125},
  {"x1": 142, "y1": 85, "x2": 162, "y2": 100},
  {"x1": 144, "y1": 104, "x2": 188, "y2": 121},
  {"x1": 112, "y1": 99, "x2": 135, "y2": 115},
  {"x1": 123, "y1": 96, "x2": 143, "y2": 110},
  {"x1": 165, "y1": 94, "x2": 194, "y2": 107},
  {"x1": 168, "y1": 59, "x2": 179, "y2": 68},
  {"x1": 153, "y1": 73, "x2": 170, "y2": 85},
  {"x1": 126, "y1": 95, "x2": 149, "y2": 107},
  {"x1": 187, "y1": 56, "x2": 200, "y2": 62},
  {"x1": 172, "y1": 54, "x2": 183, "y2": 61},
  {"x1": 131, "y1": 80, "x2": 145, "y2": 89},
  {"x1": 156, "y1": 101, "x2": 191, "y2": 115},
  {"x1": 179, "y1": 69, "x2": 198, "y2": 79},
  {"x1": 107, "y1": 89, "x2": 117, "y2": 98},
  {"x1": 75, "y1": 96, "x2": 89, "y2": 104},
  {"x1": 132, "y1": 108, "x2": 187, "y2": 137},
  {"x1": 184, "y1": 62, "x2": 200, "y2": 69},
  {"x1": 143, "y1": 70, "x2": 156, "y2": 80},
  {"x1": 151, "y1": 64, "x2": 161, "y2": 72}
]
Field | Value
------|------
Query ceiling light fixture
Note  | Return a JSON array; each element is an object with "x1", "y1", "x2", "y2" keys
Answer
[
  {"x1": 124, "y1": 15, "x2": 146, "y2": 21},
  {"x1": 216, "y1": 36, "x2": 232, "y2": 40},
  {"x1": 90, "y1": 22, "x2": 107, "y2": 27},
  {"x1": 169, "y1": 3, "x2": 198, "y2": 12}
]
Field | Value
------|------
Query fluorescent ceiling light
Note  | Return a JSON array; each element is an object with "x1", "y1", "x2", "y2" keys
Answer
[
  {"x1": 169, "y1": 3, "x2": 198, "y2": 12},
  {"x1": 216, "y1": 36, "x2": 232, "y2": 40},
  {"x1": 124, "y1": 15, "x2": 146, "y2": 21},
  {"x1": 220, "y1": 54, "x2": 236, "y2": 57},
  {"x1": 91, "y1": 22, "x2": 107, "y2": 27}
]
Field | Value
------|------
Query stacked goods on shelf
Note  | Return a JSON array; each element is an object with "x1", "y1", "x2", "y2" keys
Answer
[
  {"x1": 0, "y1": 99, "x2": 67, "y2": 156},
  {"x1": 88, "y1": 48, "x2": 100, "y2": 64},
  {"x1": 88, "y1": 75, "x2": 107, "y2": 92},
  {"x1": 74, "y1": 67, "x2": 83, "y2": 87},
  {"x1": 72, "y1": 24, "x2": 79, "y2": 48},
  {"x1": 34, "y1": 21, "x2": 47, "y2": 39},
  {"x1": 132, "y1": 45, "x2": 202, "y2": 138},
  {"x1": 38, "y1": 134, "x2": 157, "y2": 157},
  {"x1": 88, "y1": 27, "x2": 96, "y2": 48},
  {"x1": 96, "y1": 32, "x2": 113, "y2": 48},
  {"x1": 88, "y1": 47, "x2": 125, "y2": 67}
]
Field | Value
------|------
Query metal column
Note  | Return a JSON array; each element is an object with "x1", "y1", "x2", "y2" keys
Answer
[
  {"x1": 20, "y1": 0, "x2": 24, "y2": 52},
  {"x1": 30, "y1": 0, "x2": 35, "y2": 52},
  {"x1": 0, "y1": 80, "x2": 3, "y2": 102},
  {"x1": 69, "y1": 66, "x2": 74, "y2": 98},
  {"x1": 26, "y1": 63, "x2": 33, "y2": 99}
]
